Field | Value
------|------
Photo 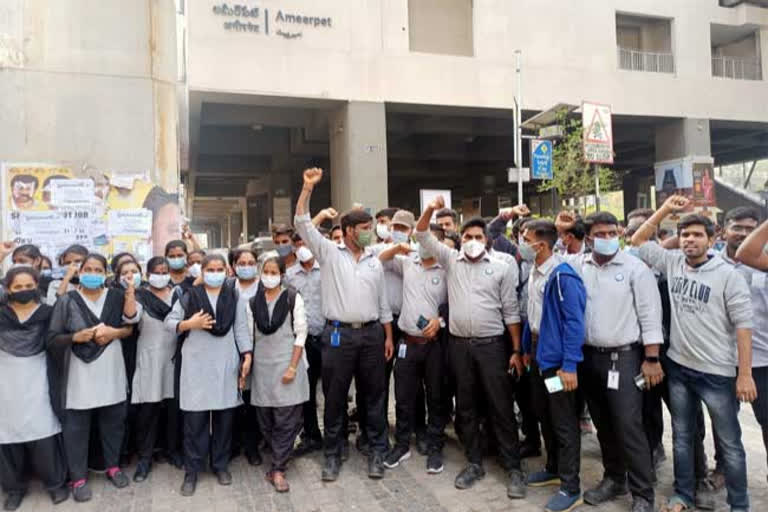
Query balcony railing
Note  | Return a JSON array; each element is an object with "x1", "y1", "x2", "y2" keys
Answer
[
  {"x1": 711, "y1": 56, "x2": 763, "y2": 80},
  {"x1": 617, "y1": 47, "x2": 675, "y2": 73}
]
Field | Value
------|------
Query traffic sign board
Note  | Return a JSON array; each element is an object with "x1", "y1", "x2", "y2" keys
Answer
[
  {"x1": 508, "y1": 167, "x2": 530, "y2": 183},
  {"x1": 582, "y1": 101, "x2": 614, "y2": 164},
  {"x1": 530, "y1": 139, "x2": 553, "y2": 179}
]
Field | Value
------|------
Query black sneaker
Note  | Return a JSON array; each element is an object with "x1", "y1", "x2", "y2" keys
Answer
[
  {"x1": 584, "y1": 478, "x2": 628, "y2": 505},
  {"x1": 507, "y1": 469, "x2": 527, "y2": 499},
  {"x1": 215, "y1": 469, "x2": 232, "y2": 486},
  {"x1": 180, "y1": 472, "x2": 197, "y2": 497},
  {"x1": 383, "y1": 446, "x2": 411, "y2": 469},
  {"x1": 246, "y1": 450, "x2": 263, "y2": 466},
  {"x1": 426, "y1": 452, "x2": 444, "y2": 474},
  {"x1": 133, "y1": 460, "x2": 151, "y2": 482},
  {"x1": 71, "y1": 482, "x2": 92, "y2": 503},
  {"x1": 49, "y1": 485, "x2": 69, "y2": 505},
  {"x1": 454, "y1": 463, "x2": 486, "y2": 489},
  {"x1": 368, "y1": 453, "x2": 386, "y2": 479},
  {"x1": 107, "y1": 469, "x2": 130, "y2": 489},
  {"x1": 3, "y1": 492, "x2": 24, "y2": 511},
  {"x1": 293, "y1": 438, "x2": 322, "y2": 457},
  {"x1": 322, "y1": 456, "x2": 341, "y2": 482}
]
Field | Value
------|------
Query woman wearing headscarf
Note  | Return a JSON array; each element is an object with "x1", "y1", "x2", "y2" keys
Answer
[
  {"x1": 248, "y1": 257, "x2": 309, "y2": 492},
  {"x1": 164, "y1": 254, "x2": 252, "y2": 497},
  {"x1": 0, "y1": 267, "x2": 69, "y2": 511},
  {"x1": 46, "y1": 253, "x2": 140, "y2": 502},
  {"x1": 129, "y1": 257, "x2": 180, "y2": 482}
]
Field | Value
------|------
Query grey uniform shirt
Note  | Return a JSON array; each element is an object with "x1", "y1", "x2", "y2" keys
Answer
[
  {"x1": 568, "y1": 250, "x2": 663, "y2": 347},
  {"x1": 132, "y1": 294, "x2": 176, "y2": 404},
  {"x1": 385, "y1": 255, "x2": 448, "y2": 338},
  {"x1": 415, "y1": 230, "x2": 520, "y2": 338},
  {"x1": 371, "y1": 243, "x2": 417, "y2": 317},
  {"x1": 294, "y1": 213, "x2": 392, "y2": 324},
  {"x1": 527, "y1": 254, "x2": 563, "y2": 334},
  {"x1": 66, "y1": 290, "x2": 141, "y2": 410},
  {"x1": 638, "y1": 241, "x2": 752, "y2": 377},
  {"x1": 284, "y1": 261, "x2": 325, "y2": 336},
  {"x1": 165, "y1": 291, "x2": 253, "y2": 411},
  {"x1": 721, "y1": 250, "x2": 768, "y2": 367}
]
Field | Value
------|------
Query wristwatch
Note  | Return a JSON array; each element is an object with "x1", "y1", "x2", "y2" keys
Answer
[
  {"x1": 438, "y1": 317, "x2": 446, "y2": 329},
  {"x1": 644, "y1": 356, "x2": 660, "y2": 363}
]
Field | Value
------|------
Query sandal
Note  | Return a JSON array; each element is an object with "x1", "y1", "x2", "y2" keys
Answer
[
  {"x1": 270, "y1": 471, "x2": 290, "y2": 493},
  {"x1": 661, "y1": 495, "x2": 689, "y2": 512}
]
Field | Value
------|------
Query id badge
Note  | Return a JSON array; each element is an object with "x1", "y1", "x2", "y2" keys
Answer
[
  {"x1": 544, "y1": 375, "x2": 563, "y2": 394},
  {"x1": 607, "y1": 370, "x2": 620, "y2": 390},
  {"x1": 331, "y1": 329, "x2": 340, "y2": 347},
  {"x1": 398, "y1": 343, "x2": 407, "y2": 359}
]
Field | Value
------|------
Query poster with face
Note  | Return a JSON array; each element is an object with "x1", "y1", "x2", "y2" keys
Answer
[{"x1": 2, "y1": 163, "x2": 181, "y2": 268}]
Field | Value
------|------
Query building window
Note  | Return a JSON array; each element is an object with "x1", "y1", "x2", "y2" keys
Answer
[
  {"x1": 711, "y1": 24, "x2": 763, "y2": 80},
  {"x1": 616, "y1": 13, "x2": 675, "y2": 73},
  {"x1": 408, "y1": 0, "x2": 473, "y2": 57}
]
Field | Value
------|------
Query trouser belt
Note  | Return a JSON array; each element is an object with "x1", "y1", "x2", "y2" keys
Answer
[{"x1": 327, "y1": 320, "x2": 377, "y2": 329}]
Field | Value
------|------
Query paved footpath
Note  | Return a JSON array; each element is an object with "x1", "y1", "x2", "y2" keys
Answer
[{"x1": 14, "y1": 406, "x2": 768, "y2": 512}]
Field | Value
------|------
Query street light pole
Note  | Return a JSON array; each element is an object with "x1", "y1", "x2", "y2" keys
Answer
[{"x1": 515, "y1": 49, "x2": 523, "y2": 206}]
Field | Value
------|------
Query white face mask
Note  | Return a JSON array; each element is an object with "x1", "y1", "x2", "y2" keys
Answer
[
  {"x1": 296, "y1": 246, "x2": 314, "y2": 263},
  {"x1": 375, "y1": 223, "x2": 391, "y2": 241},
  {"x1": 148, "y1": 273, "x2": 171, "y2": 289},
  {"x1": 261, "y1": 274, "x2": 281, "y2": 290},
  {"x1": 462, "y1": 240, "x2": 485, "y2": 259},
  {"x1": 188, "y1": 263, "x2": 201, "y2": 278}
]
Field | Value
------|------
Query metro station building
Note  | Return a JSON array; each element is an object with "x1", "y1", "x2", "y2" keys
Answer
[{"x1": 3, "y1": 0, "x2": 768, "y2": 246}]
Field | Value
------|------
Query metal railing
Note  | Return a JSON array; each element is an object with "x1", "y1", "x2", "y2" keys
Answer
[
  {"x1": 711, "y1": 56, "x2": 763, "y2": 80},
  {"x1": 617, "y1": 47, "x2": 675, "y2": 73}
]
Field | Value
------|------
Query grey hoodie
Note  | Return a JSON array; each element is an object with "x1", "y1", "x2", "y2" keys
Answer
[{"x1": 639, "y1": 242, "x2": 752, "y2": 377}]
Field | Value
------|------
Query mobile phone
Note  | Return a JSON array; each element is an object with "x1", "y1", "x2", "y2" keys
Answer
[
  {"x1": 416, "y1": 315, "x2": 429, "y2": 330},
  {"x1": 544, "y1": 375, "x2": 564, "y2": 394}
]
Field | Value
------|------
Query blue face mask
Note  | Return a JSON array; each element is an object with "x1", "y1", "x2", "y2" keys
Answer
[
  {"x1": 276, "y1": 245, "x2": 293, "y2": 258},
  {"x1": 203, "y1": 271, "x2": 226, "y2": 288},
  {"x1": 235, "y1": 266, "x2": 257, "y2": 280},
  {"x1": 627, "y1": 246, "x2": 641, "y2": 258},
  {"x1": 167, "y1": 257, "x2": 186, "y2": 270},
  {"x1": 80, "y1": 273, "x2": 105, "y2": 289},
  {"x1": 391, "y1": 231, "x2": 409, "y2": 244},
  {"x1": 593, "y1": 236, "x2": 620, "y2": 256},
  {"x1": 40, "y1": 269, "x2": 53, "y2": 278},
  {"x1": 122, "y1": 273, "x2": 141, "y2": 288}
]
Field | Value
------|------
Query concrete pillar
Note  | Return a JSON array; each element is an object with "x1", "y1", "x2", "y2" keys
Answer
[
  {"x1": 329, "y1": 102, "x2": 389, "y2": 214},
  {"x1": 655, "y1": 118, "x2": 711, "y2": 161},
  {"x1": 0, "y1": 0, "x2": 179, "y2": 234}
]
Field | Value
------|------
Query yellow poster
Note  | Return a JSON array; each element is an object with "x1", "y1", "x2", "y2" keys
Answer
[{"x1": 2, "y1": 163, "x2": 180, "y2": 266}]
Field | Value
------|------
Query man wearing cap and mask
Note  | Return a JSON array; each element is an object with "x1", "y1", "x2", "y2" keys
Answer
[
  {"x1": 294, "y1": 168, "x2": 394, "y2": 482},
  {"x1": 285, "y1": 245, "x2": 326, "y2": 457},
  {"x1": 414, "y1": 195, "x2": 526, "y2": 499}
]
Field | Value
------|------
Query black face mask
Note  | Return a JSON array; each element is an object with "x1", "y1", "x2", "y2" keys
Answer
[
  {"x1": 8, "y1": 289, "x2": 40, "y2": 305},
  {"x1": 69, "y1": 275, "x2": 80, "y2": 285}
]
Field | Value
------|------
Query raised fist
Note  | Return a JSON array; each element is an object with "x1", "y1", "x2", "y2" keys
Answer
[
  {"x1": 303, "y1": 168, "x2": 323, "y2": 186},
  {"x1": 663, "y1": 194, "x2": 691, "y2": 213},
  {"x1": 429, "y1": 195, "x2": 445, "y2": 210}
]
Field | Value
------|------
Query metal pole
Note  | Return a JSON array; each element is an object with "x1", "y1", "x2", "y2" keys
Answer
[
  {"x1": 593, "y1": 163, "x2": 601, "y2": 212},
  {"x1": 515, "y1": 50, "x2": 523, "y2": 206}
]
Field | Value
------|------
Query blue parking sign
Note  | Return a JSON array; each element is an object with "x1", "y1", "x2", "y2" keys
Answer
[{"x1": 530, "y1": 139, "x2": 553, "y2": 179}]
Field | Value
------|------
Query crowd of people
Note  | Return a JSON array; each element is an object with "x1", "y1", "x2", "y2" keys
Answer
[{"x1": 1, "y1": 166, "x2": 767, "y2": 512}]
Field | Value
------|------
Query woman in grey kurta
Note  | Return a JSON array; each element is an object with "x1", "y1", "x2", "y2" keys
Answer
[
  {"x1": 0, "y1": 266, "x2": 69, "y2": 510},
  {"x1": 164, "y1": 253, "x2": 252, "y2": 497},
  {"x1": 129, "y1": 257, "x2": 178, "y2": 483},
  {"x1": 248, "y1": 257, "x2": 309, "y2": 493},
  {"x1": 46, "y1": 253, "x2": 139, "y2": 503}
]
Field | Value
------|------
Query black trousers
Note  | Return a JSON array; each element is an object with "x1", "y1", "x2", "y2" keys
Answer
[
  {"x1": 580, "y1": 346, "x2": 654, "y2": 502},
  {"x1": 134, "y1": 399, "x2": 180, "y2": 463},
  {"x1": 62, "y1": 402, "x2": 127, "y2": 481},
  {"x1": 256, "y1": 405, "x2": 303, "y2": 472},
  {"x1": 530, "y1": 361, "x2": 581, "y2": 494},
  {"x1": 393, "y1": 339, "x2": 446, "y2": 451},
  {"x1": 642, "y1": 352, "x2": 709, "y2": 479},
  {"x1": 751, "y1": 366, "x2": 768, "y2": 471},
  {"x1": 301, "y1": 336, "x2": 323, "y2": 442},
  {"x1": 183, "y1": 409, "x2": 234, "y2": 474},
  {"x1": 0, "y1": 435, "x2": 67, "y2": 493},
  {"x1": 448, "y1": 336, "x2": 520, "y2": 471},
  {"x1": 321, "y1": 323, "x2": 387, "y2": 459},
  {"x1": 516, "y1": 370, "x2": 540, "y2": 446},
  {"x1": 233, "y1": 392, "x2": 262, "y2": 459}
]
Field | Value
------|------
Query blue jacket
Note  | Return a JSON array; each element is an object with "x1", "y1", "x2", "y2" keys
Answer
[{"x1": 522, "y1": 261, "x2": 586, "y2": 373}]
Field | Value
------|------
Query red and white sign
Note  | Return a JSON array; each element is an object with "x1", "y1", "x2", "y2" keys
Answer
[{"x1": 582, "y1": 101, "x2": 614, "y2": 164}]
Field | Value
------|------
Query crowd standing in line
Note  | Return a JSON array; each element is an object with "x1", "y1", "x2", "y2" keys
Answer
[{"x1": 0, "y1": 167, "x2": 766, "y2": 512}]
